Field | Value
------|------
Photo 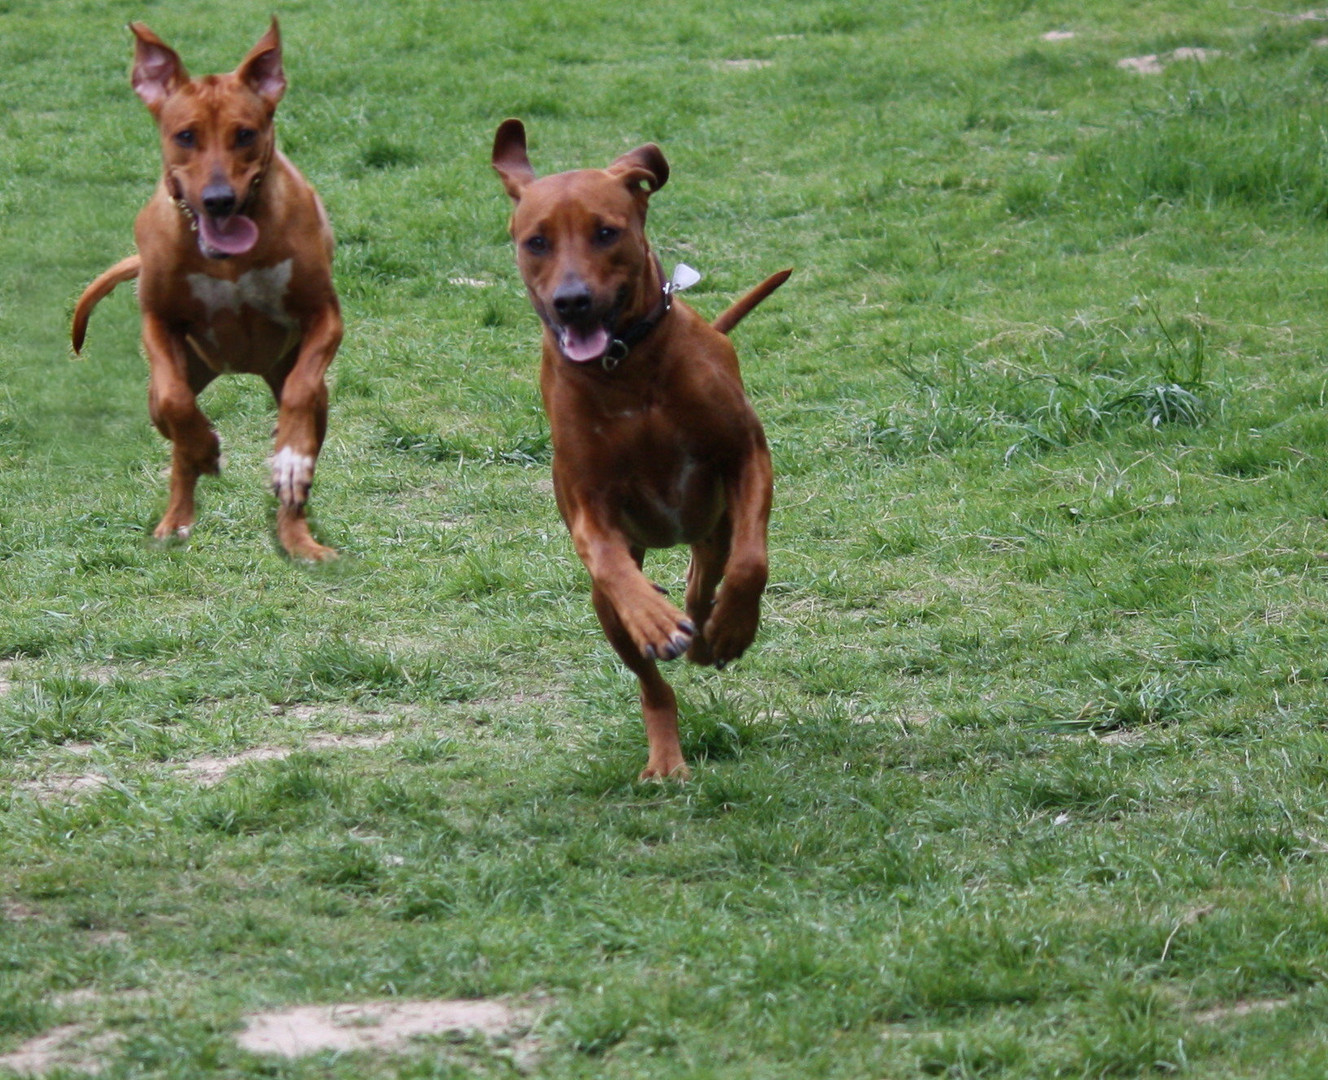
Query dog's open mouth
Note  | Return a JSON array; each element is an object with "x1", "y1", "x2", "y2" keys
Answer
[
  {"x1": 556, "y1": 322, "x2": 612, "y2": 364},
  {"x1": 197, "y1": 211, "x2": 259, "y2": 259}
]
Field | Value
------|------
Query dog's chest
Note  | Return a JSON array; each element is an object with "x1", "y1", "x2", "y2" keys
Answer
[
  {"x1": 188, "y1": 259, "x2": 295, "y2": 324},
  {"x1": 608, "y1": 415, "x2": 725, "y2": 545},
  {"x1": 185, "y1": 259, "x2": 299, "y2": 371},
  {"x1": 618, "y1": 454, "x2": 724, "y2": 547}
]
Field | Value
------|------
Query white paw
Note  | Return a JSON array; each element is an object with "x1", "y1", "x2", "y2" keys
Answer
[{"x1": 271, "y1": 446, "x2": 315, "y2": 507}]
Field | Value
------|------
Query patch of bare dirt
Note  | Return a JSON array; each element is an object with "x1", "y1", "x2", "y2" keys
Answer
[
  {"x1": 17, "y1": 732, "x2": 394, "y2": 801},
  {"x1": 183, "y1": 734, "x2": 393, "y2": 787},
  {"x1": 468, "y1": 690, "x2": 561, "y2": 718},
  {"x1": 1191, "y1": 998, "x2": 1290, "y2": 1024},
  {"x1": 17, "y1": 773, "x2": 108, "y2": 800},
  {"x1": 1118, "y1": 54, "x2": 1164, "y2": 75},
  {"x1": 85, "y1": 931, "x2": 129, "y2": 947},
  {"x1": 713, "y1": 58, "x2": 773, "y2": 70},
  {"x1": 0, "y1": 1024, "x2": 121, "y2": 1078},
  {"x1": 2, "y1": 899, "x2": 41, "y2": 922},
  {"x1": 1041, "y1": 30, "x2": 1075, "y2": 41},
  {"x1": 235, "y1": 999, "x2": 531, "y2": 1058},
  {"x1": 0, "y1": 661, "x2": 14, "y2": 697},
  {"x1": 1117, "y1": 48, "x2": 1220, "y2": 75},
  {"x1": 1096, "y1": 727, "x2": 1148, "y2": 745},
  {"x1": 49, "y1": 988, "x2": 149, "y2": 1010}
]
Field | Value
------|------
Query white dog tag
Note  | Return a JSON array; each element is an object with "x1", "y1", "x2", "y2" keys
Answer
[{"x1": 667, "y1": 263, "x2": 701, "y2": 294}]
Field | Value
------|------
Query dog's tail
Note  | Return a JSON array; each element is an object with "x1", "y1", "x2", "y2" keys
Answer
[
  {"x1": 71, "y1": 255, "x2": 141, "y2": 355},
  {"x1": 712, "y1": 268, "x2": 792, "y2": 335}
]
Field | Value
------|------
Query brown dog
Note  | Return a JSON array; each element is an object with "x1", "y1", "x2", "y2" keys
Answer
[
  {"x1": 71, "y1": 20, "x2": 341, "y2": 561},
  {"x1": 492, "y1": 119, "x2": 789, "y2": 779}
]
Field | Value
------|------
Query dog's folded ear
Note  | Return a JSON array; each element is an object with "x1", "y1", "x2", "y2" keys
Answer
[
  {"x1": 608, "y1": 144, "x2": 669, "y2": 196},
  {"x1": 129, "y1": 23, "x2": 188, "y2": 113},
  {"x1": 492, "y1": 119, "x2": 537, "y2": 201},
  {"x1": 237, "y1": 18, "x2": 286, "y2": 110}
]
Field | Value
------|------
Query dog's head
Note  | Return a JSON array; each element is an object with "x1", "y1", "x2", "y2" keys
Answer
[
  {"x1": 493, "y1": 119, "x2": 669, "y2": 365},
  {"x1": 130, "y1": 20, "x2": 286, "y2": 260}
]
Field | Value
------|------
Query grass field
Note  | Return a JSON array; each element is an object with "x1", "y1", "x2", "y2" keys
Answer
[{"x1": 6, "y1": 0, "x2": 1328, "y2": 1075}]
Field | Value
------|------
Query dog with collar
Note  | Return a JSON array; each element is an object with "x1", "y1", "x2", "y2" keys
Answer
[
  {"x1": 493, "y1": 119, "x2": 789, "y2": 779},
  {"x1": 72, "y1": 20, "x2": 342, "y2": 561}
]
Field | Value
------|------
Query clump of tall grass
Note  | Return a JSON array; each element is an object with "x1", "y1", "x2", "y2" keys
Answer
[
  {"x1": 851, "y1": 304, "x2": 1210, "y2": 463},
  {"x1": 1075, "y1": 65, "x2": 1328, "y2": 219}
]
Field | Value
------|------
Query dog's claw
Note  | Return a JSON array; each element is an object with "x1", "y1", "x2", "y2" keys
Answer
[
  {"x1": 644, "y1": 644, "x2": 657, "y2": 661},
  {"x1": 680, "y1": 618, "x2": 696, "y2": 635},
  {"x1": 715, "y1": 658, "x2": 728, "y2": 671}
]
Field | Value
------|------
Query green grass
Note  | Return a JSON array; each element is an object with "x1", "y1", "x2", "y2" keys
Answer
[{"x1": 6, "y1": 0, "x2": 1328, "y2": 1076}]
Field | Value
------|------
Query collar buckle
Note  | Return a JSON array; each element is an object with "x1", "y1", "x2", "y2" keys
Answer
[{"x1": 602, "y1": 339, "x2": 629, "y2": 371}]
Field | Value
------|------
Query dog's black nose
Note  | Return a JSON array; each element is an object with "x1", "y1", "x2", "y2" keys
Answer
[
  {"x1": 201, "y1": 184, "x2": 237, "y2": 218},
  {"x1": 552, "y1": 281, "x2": 593, "y2": 320}
]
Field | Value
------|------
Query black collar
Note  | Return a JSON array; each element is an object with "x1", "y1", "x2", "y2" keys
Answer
[{"x1": 601, "y1": 253, "x2": 672, "y2": 372}]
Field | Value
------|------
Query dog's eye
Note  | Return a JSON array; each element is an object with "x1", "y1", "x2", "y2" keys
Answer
[
  {"x1": 593, "y1": 226, "x2": 620, "y2": 247},
  {"x1": 524, "y1": 235, "x2": 549, "y2": 255},
  {"x1": 234, "y1": 128, "x2": 258, "y2": 149},
  {"x1": 173, "y1": 129, "x2": 196, "y2": 149}
]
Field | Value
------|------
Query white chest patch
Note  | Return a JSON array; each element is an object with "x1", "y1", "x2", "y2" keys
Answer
[{"x1": 188, "y1": 259, "x2": 295, "y2": 324}]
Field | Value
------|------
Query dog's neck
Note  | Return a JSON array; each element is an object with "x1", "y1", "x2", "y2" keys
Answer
[{"x1": 601, "y1": 253, "x2": 672, "y2": 371}]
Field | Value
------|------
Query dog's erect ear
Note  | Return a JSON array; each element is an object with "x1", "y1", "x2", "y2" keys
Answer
[
  {"x1": 236, "y1": 18, "x2": 286, "y2": 109},
  {"x1": 130, "y1": 23, "x2": 188, "y2": 114},
  {"x1": 607, "y1": 143, "x2": 670, "y2": 197},
  {"x1": 492, "y1": 119, "x2": 536, "y2": 202}
]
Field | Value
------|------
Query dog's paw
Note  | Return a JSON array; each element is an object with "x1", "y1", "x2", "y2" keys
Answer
[
  {"x1": 276, "y1": 504, "x2": 337, "y2": 563},
  {"x1": 698, "y1": 593, "x2": 760, "y2": 668},
  {"x1": 685, "y1": 636, "x2": 713, "y2": 666},
  {"x1": 640, "y1": 611, "x2": 696, "y2": 662},
  {"x1": 152, "y1": 520, "x2": 192, "y2": 543},
  {"x1": 639, "y1": 756, "x2": 691, "y2": 782},
  {"x1": 621, "y1": 590, "x2": 695, "y2": 663},
  {"x1": 271, "y1": 446, "x2": 315, "y2": 507}
]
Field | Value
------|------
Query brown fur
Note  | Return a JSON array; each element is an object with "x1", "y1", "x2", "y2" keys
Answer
[
  {"x1": 71, "y1": 20, "x2": 342, "y2": 560},
  {"x1": 493, "y1": 119, "x2": 789, "y2": 779}
]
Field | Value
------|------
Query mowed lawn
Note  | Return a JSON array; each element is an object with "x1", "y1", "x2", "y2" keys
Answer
[{"x1": 6, "y1": 0, "x2": 1328, "y2": 1076}]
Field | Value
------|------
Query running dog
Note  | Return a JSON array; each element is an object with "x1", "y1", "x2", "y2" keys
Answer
[{"x1": 72, "y1": 20, "x2": 341, "y2": 560}]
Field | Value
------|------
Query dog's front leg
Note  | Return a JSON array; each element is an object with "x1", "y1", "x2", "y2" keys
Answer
[
  {"x1": 142, "y1": 313, "x2": 220, "y2": 542},
  {"x1": 270, "y1": 302, "x2": 342, "y2": 561},
  {"x1": 567, "y1": 507, "x2": 696, "y2": 662},
  {"x1": 590, "y1": 579, "x2": 689, "y2": 780},
  {"x1": 695, "y1": 442, "x2": 772, "y2": 666},
  {"x1": 573, "y1": 521, "x2": 693, "y2": 777}
]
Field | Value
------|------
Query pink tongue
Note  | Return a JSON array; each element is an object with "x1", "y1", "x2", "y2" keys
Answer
[
  {"x1": 199, "y1": 213, "x2": 259, "y2": 256},
  {"x1": 559, "y1": 325, "x2": 611, "y2": 363}
]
